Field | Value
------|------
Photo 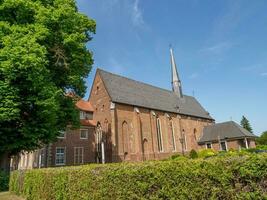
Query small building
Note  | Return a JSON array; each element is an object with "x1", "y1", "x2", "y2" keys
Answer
[
  {"x1": 13, "y1": 99, "x2": 96, "y2": 170},
  {"x1": 198, "y1": 121, "x2": 257, "y2": 151}
]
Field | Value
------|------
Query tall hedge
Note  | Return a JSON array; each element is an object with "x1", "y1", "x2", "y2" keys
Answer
[{"x1": 10, "y1": 154, "x2": 267, "y2": 200}]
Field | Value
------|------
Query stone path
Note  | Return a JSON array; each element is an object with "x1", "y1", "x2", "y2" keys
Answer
[{"x1": 0, "y1": 192, "x2": 24, "y2": 200}]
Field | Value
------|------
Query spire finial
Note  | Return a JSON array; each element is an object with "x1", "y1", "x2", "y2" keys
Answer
[{"x1": 170, "y1": 46, "x2": 183, "y2": 98}]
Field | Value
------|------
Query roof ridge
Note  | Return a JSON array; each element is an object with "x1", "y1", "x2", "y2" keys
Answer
[
  {"x1": 211, "y1": 121, "x2": 233, "y2": 126},
  {"x1": 97, "y1": 68, "x2": 192, "y2": 97}
]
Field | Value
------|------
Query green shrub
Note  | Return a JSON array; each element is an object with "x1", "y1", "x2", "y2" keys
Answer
[
  {"x1": 189, "y1": 149, "x2": 198, "y2": 159},
  {"x1": 170, "y1": 153, "x2": 181, "y2": 160},
  {"x1": 0, "y1": 170, "x2": 9, "y2": 191},
  {"x1": 10, "y1": 154, "x2": 267, "y2": 200},
  {"x1": 198, "y1": 149, "x2": 217, "y2": 158},
  {"x1": 256, "y1": 145, "x2": 267, "y2": 150},
  {"x1": 240, "y1": 145, "x2": 267, "y2": 154}
]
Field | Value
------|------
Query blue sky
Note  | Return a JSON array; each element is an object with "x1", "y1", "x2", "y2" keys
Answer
[{"x1": 77, "y1": 0, "x2": 267, "y2": 135}]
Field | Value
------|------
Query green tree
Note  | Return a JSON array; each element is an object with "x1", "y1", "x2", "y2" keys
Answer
[
  {"x1": 0, "y1": 0, "x2": 96, "y2": 171},
  {"x1": 256, "y1": 131, "x2": 267, "y2": 145},
  {"x1": 240, "y1": 115, "x2": 253, "y2": 133}
]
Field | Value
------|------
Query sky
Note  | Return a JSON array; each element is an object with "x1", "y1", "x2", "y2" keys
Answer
[{"x1": 76, "y1": 0, "x2": 267, "y2": 135}]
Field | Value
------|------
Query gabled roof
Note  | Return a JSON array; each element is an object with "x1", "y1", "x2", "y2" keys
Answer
[
  {"x1": 199, "y1": 121, "x2": 257, "y2": 143},
  {"x1": 76, "y1": 99, "x2": 94, "y2": 112},
  {"x1": 97, "y1": 68, "x2": 213, "y2": 120}
]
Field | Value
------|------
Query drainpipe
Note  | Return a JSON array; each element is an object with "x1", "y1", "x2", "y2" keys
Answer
[{"x1": 245, "y1": 138, "x2": 249, "y2": 149}]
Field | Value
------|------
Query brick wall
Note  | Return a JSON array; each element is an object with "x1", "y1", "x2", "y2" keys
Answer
[
  {"x1": 49, "y1": 126, "x2": 95, "y2": 167},
  {"x1": 199, "y1": 138, "x2": 257, "y2": 151},
  {"x1": 88, "y1": 71, "x2": 113, "y2": 162}
]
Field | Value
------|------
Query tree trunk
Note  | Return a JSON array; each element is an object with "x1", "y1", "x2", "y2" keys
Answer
[{"x1": 0, "y1": 152, "x2": 11, "y2": 173}]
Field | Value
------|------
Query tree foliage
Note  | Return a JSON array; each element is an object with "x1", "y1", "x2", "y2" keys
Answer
[
  {"x1": 0, "y1": 0, "x2": 96, "y2": 155},
  {"x1": 256, "y1": 131, "x2": 267, "y2": 145},
  {"x1": 240, "y1": 115, "x2": 253, "y2": 133}
]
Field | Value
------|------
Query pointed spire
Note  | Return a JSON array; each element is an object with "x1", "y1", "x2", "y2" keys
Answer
[{"x1": 170, "y1": 46, "x2": 183, "y2": 98}]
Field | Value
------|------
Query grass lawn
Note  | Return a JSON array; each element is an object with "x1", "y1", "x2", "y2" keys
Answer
[{"x1": 0, "y1": 192, "x2": 24, "y2": 200}]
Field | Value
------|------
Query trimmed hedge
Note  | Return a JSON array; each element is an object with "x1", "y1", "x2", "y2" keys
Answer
[{"x1": 10, "y1": 154, "x2": 267, "y2": 200}]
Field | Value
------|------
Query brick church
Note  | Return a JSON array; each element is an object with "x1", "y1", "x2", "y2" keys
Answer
[{"x1": 14, "y1": 48, "x2": 256, "y2": 169}]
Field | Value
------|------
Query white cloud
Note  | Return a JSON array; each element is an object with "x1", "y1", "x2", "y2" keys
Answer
[
  {"x1": 212, "y1": 1, "x2": 242, "y2": 39},
  {"x1": 101, "y1": 0, "x2": 145, "y2": 28},
  {"x1": 132, "y1": 0, "x2": 144, "y2": 27},
  {"x1": 260, "y1": 72, "x2": 267, "y2": 76}
]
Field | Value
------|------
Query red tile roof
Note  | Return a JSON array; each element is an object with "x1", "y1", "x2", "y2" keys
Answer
[{"x1": 76, "y1": 99, "x2": 94, "y2": 112}]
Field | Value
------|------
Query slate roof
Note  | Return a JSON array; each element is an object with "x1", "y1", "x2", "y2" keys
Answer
[
  {"x1": 198, "y1": 121, "x2": 257, "y2": 143},
  {"x1": 98, "y1": 69, "x2": 213, "y2": 120}
]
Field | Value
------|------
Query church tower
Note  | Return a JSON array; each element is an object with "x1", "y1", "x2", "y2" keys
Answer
[{"x1": 170, "y1": 47, "x2": 183, "y2": 98}]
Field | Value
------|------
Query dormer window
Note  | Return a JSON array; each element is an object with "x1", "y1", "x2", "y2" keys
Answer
[
  {"x1": 80, "y1": 111, "x2": 86, "y2": 119},
  {"x1": 80, "y1": 111, "x2": 93, "y2": 120}
]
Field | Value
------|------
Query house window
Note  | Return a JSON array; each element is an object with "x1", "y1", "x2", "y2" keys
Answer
[
  {"x1": 170, "y1": 121, "x2": 176, "y2": 151},
  {"x1": 80, "y1": 111, "x2": 86, "y2": 119},
  {"x1": 57, "y1": 131, "x2": 66, "y2": 139},
  {"x1": 220, "y1": 141, "x2": 227, "y2": 151},
  {"x1": 206, "y1": 143, "x2": 212, "y2": 149},
  {"x1": 55, "y1": 147, "x2": 65, "y2": 165},
  {"x1": 74, "y1": 147, "x2": 84, "y2": 164},
  {"x1": 156, "y1": 118, "x2": 163, "y2": 152},
  {"x1": 80, "y1": 129, "x2": 88, "y2": 139}
]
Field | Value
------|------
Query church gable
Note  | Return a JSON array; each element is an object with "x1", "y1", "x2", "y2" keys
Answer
[{"x1": 88, "y1": 70, "x2": 112, "y2": 124}]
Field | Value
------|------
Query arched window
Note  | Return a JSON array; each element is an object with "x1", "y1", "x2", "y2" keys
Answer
[
  {"x1": 104, "y1": 119, "x2": 108, "y2": 133},
  {"x1": 96, "y1": 123, "x2": 103, "y2": 163},
  {"x1": 193, "y1": 128, "x2": 197, "y2": 141},
  {"x1": 182, "y1": 129, "x2": 187, "y2": 151},
  {"x1": 156, "y1": 117, "x2": 163, "y2": 152},
  {"x1": 122, "y1": 121, "x2": 129, "y2": 154},
  {"x1": 170, "y1": 120, "x2": 176, "y2": 151}
]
